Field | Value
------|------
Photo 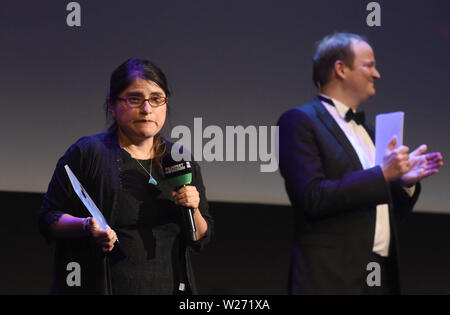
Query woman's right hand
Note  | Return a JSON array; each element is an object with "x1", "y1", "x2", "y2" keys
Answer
[{"x1": 85, "y1": 217, "x2": 118, "y2": 253}]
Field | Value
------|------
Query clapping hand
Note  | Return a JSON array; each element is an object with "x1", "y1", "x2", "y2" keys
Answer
[{"x1": 401, "y1": 145, "x2": 443, "y2": 187}]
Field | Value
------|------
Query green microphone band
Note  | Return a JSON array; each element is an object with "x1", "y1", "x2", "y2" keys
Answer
[{"x1": 167, "y1": 173, "x2": 192, "y2": 188}]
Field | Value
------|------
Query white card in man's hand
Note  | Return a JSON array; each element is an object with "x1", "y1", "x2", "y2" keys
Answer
[
  {"x1": 64, "y1": 164, "x2": 108, "y2": 231},
  {"x1": 375, "y1": 112, "x2": 404, "y2": 165}
]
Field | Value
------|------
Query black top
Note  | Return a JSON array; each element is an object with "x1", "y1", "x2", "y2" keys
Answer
[
  {"x1": 38, "y1": 130, "x2": 213, "y2": 294},
  {"x1": 111, "y1": 150, "x2": 186, "y2": 294}
]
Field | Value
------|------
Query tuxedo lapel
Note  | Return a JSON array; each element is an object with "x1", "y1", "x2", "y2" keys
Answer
[{"x1": 312, "y1": 98, "x2": 363, "y2": 171}]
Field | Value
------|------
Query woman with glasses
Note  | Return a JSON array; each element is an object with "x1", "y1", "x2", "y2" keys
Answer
[{"x1": 38, "y1": 58, "x2": 213, "y2": 295}]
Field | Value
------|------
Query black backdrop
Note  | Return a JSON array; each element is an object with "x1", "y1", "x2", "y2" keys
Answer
[
  {"x1": 1, "y1": 0, "x2": 449, "y2": 212},
  {"x1": 1, "y1": 191, "x2": 449, "y2": 294}
]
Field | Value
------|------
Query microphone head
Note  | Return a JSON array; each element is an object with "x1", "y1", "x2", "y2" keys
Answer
[{"x1": 163, "y1": 156, "x2": 192, "y2": 189}]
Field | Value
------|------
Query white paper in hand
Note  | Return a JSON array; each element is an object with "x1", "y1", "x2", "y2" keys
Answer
[
  {"x1": 375, "y1": 112, "x2": 404, "y2": 165},
  {"x1": 64, "y1": 164, "x2": 108, "y2": 231}
]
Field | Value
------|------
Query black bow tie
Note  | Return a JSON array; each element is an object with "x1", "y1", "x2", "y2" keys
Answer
[
  {"x1": 318, "y1": 95, "x2": 365, "y2": 125},
  {"x1": 345, "y1": 109, "x2": 365, "y2": 125}
]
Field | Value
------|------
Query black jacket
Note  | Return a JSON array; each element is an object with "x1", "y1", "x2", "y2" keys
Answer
[
  {"x1": 38, "y1": 130, "x2": 213, "y2": 294},
  {"x1": 278, "y1": 97, "x2": 420, "y2": 294}
]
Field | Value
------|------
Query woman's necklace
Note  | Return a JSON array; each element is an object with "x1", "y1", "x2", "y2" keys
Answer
[
  {"x1": 119, "y1": 141, "x2": 158, "y2": 186},
  {"x1": 134, "y1": 158, "x2": 158, "y2": 186}
]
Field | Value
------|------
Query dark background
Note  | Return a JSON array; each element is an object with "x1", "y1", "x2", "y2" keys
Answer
[
  {"x1": 0, "y1": 1, "x2": 449, "y2": 294},
  {"x1": 1, "y1": 191, "x2": 449, "y2": 295},
  {"x1": 0, "y1": 0, "x2": 449, "y2": 211}
]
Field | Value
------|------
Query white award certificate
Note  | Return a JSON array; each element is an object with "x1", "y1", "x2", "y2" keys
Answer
[
  {"x1": 64, "y1": 164, "x2": 108, "y2": 231},
  {"x1": 375, "y1": 111, "x2": 404, "y2": 165}
]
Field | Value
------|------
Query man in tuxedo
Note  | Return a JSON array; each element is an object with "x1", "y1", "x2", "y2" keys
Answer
[{"x1": 278, "y1": 33, "x2": 443, "y2": 294}]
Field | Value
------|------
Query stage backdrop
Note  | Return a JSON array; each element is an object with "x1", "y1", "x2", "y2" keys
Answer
[{"x1": 1, "y1": 0, "x2": 449, "y2": 213}]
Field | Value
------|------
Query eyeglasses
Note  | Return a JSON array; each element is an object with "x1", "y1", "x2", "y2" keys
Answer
[{"x1": 117, "y1": 96, "x2": 168, "y2": 108}]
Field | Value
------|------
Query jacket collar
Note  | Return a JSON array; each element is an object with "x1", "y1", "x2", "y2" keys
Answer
[{"x1": 312, "y1": 96, "x2": 365, "y2": 170}]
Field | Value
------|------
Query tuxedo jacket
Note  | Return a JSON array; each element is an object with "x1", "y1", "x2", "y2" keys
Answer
[{"x1": 277, "y1": 97, "x2": 420, "y2": 294}]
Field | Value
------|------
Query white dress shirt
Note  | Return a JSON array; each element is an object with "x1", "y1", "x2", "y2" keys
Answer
[{"x1": 320, "y1": 95, "x2": 391, "y2": 257}]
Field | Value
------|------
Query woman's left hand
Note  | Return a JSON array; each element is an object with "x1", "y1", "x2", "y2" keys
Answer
[{"x1": 171, "y1": 185, "x2": 200, "y2": 210}]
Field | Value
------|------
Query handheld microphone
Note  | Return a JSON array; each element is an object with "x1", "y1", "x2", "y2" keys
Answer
[{"x1": 163, "y1": 157, "x2": 197, "y2": 242}]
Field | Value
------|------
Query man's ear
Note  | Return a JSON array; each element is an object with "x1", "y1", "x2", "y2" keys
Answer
[{"x1": 334, "y1": 60, "x2": 347, "y2": 80}]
